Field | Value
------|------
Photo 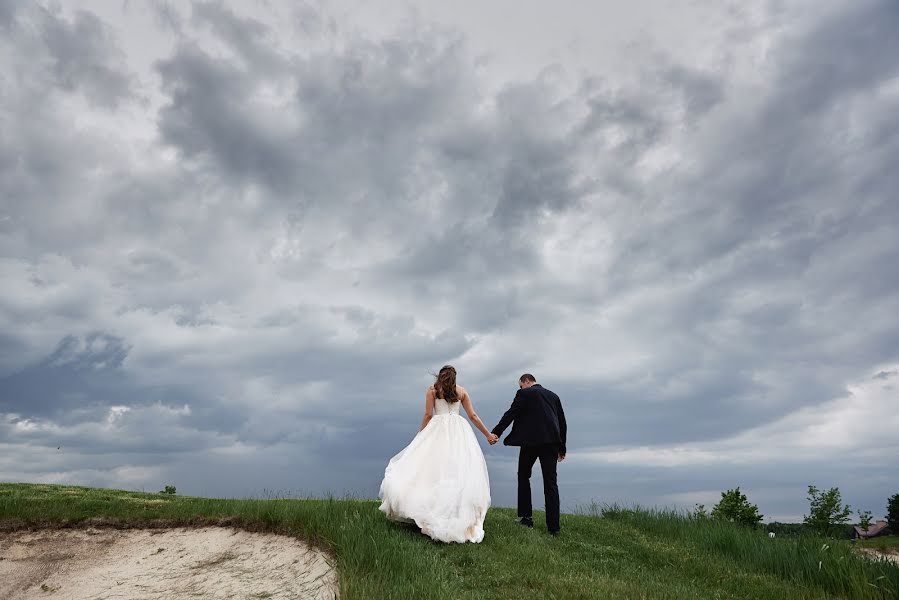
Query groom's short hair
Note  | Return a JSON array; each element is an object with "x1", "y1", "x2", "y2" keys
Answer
[{"x1": 519, "y1": 373, "x2": 536, "y2": 383}]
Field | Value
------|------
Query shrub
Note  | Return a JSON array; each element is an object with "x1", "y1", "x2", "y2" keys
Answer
[{"x1": 711, "y1": 487, "x2": 763, "y2": 527}]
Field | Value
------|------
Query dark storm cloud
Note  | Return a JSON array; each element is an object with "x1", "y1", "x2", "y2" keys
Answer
[
  {"x1": 155, "y1": 44, "x2": 299, "y2": 193},
  {"x1": 0, "y1": 334, "x2": 130, "y2": 416},
  {"x1": 658, "y1": 63, "x2": 725, "y2": 120},
  {"x1": 1, "y1": 0, "x2": 897, "y2": 518},
  {"x1": 489, "y1": 81, "x2": 588, "y2": 225},
  {"x1": 150, "y1": 11, "x2": 599, "y2": 325},
  {"x1": 190, "y1": 1, "x2": 284, "y2": 74},
  {"x1": 546, "y1": 0, "x2": 899, "y2": 449},
  {"x1": 0, "y1": 0, "x2": 26, "y2": 29},
  {"x1": 38, "y1": 7, "x2": 134, "y2": 108}
]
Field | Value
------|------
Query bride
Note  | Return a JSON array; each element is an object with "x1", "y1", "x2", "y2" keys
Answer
[{"x1": 378, "y1": 365, "x2": 496, "y2": 543}]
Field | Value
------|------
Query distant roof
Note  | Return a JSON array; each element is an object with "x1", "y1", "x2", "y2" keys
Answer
[{"x1": 854, "y1": 520, "x2": 889, "y2": 537}]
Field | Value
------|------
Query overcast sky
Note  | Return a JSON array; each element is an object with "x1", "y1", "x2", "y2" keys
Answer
[{"x1": 1, "y1": 0, "x2": 897, "y2": 522}]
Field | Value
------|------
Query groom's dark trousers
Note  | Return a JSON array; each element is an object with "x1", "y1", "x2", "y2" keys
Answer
[
  {"x1": 518, "y1": 444, "x2": 560, "y2": 532},
  {"x1": 492, "y1": 383, "x2": 567, "y2": 533}
]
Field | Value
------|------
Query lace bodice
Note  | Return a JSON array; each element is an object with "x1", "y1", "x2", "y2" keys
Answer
[{"x1": 434, "y1": 397, "x2": 462, "y2": 416}]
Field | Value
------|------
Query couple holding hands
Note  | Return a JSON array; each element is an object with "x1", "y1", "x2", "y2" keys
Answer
[{"x1": 378, "y1": 365, "x2": 567, "y2": 543}]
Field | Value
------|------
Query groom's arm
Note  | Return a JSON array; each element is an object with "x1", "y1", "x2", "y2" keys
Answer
[{"x1": 492, "y1": 390, "x2": 525, "y2": 437}]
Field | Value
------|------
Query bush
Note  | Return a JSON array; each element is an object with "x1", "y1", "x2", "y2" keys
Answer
[
  {"x1": 160, "y1": 485, "x2": 177, "y2": 495},
  {"x1": 711, "y1": 487, "x2": 763, "y2": 527}
]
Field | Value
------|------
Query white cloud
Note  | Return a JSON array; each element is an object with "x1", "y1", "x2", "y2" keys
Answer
[{"x1": 580, "y1": 366, "x2": 899, "y2": 468}]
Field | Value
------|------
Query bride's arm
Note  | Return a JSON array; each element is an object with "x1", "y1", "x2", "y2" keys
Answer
[
  {"x1": 460, "y1": 389, "x2": 496, "y2": 441},
  {"x1": 419, "y1": 387, "x2": 436, "y2": 431}
]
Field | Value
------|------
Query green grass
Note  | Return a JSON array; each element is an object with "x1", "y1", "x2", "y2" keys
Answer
[{"x1": 1, "y1": 483, "x2": 897, "y2": 599}]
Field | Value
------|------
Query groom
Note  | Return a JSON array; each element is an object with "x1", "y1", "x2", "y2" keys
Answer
[{"x1": 490, "y1": 374, "x2": 567, "y2": 535}]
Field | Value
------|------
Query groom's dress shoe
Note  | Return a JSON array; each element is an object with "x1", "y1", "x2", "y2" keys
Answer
[{"x1": 517, "y1": 517, "x2": 534, "y2": 528}]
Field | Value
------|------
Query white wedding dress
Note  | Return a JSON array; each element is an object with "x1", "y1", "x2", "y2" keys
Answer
[{"x1": 378, "y1": 397, "x2": 491, "y2": 543}]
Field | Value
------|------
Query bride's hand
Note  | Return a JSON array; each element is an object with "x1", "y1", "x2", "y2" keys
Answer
[{"x1": 487, "y1": 433, "x2": 499, "y2": 445}]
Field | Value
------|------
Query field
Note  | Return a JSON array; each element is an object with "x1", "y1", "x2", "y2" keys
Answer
[
  {"x1": 856, "y1": 536, "x2": 899, "y2": 553},
  {"x1": 1, "y1": 483, "x2": 897, "y2": 599}
]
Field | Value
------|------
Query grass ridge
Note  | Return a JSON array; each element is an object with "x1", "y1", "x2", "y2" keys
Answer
[{"x1": 1, "y1": 483, "x2": 897, "y2": 599}]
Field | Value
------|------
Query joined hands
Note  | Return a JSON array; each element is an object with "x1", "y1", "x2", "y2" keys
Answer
[{"x1": 487, "y1": 433, "x2": 499, "y2": 445}]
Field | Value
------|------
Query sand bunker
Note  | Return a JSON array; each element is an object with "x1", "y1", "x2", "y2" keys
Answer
[
  {"x1": 0, "y1": 527, "x2": 338, "y2": 599},
  {"x1": 858, "y1": 547, "x2": 899, "y2": 565}
]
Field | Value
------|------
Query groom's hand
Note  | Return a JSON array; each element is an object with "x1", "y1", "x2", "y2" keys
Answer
[
  {"x1": 557, "y1": 453, "x2": 566, "y2": 462},
  {"x1": 488, "y1": 433, "x2": 499, "y2": 445}
]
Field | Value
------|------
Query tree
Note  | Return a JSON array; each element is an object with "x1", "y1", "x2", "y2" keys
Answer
[
  {"x1": 711, "y1": 487, "x2": 764, "y2": 526},
  {"x1": 803, "y1": 485, "x2": 851, "y2": 536},
  {"x1": 857, "y1": 509, "x2": 873, "y2": 534},
  {"x1": 888, "y1": 493, "x2": 899, "y2": 533}
]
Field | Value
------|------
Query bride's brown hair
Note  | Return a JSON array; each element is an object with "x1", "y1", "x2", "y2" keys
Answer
[{"x1": 434, "y1": 365, "x2": 460, "y2": 403}]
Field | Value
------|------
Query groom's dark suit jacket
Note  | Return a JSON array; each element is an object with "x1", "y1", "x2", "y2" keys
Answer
[{"x1": 492, "y1": 384, "x2": 567, "y2": 455}]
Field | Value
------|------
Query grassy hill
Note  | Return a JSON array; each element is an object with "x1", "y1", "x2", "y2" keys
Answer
[{"x1": 1, "y1": 483, "x2": 897, "y2": 599}]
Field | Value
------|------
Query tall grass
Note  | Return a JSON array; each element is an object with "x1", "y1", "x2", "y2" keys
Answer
[{"x1": 590, "y1": 503, "x2": 899, "y2": 599}]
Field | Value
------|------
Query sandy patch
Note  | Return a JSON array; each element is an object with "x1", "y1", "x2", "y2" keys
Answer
[
  {"x1": 858, "y1": 547, "x2": 899, "y2": 565},
  {"x1": 0, "y1": 527, "x2": 338, "y2": 599}
]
